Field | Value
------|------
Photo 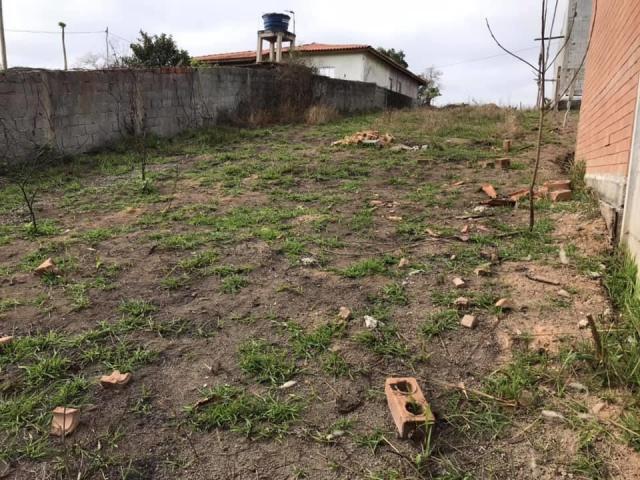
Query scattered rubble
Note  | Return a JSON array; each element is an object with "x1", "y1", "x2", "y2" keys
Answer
[
  {"x1": 331, "y1": 131, "x2": 395, "y2": 147},
  {"x1": 461, "y1": 314, "x2": 478, "y2": 329},
  {"x1": 300, "y1": 256, "x2": 316, "y2": 266},
  {"x1": 0, "y1": 336, "x2": 13, "y2": 347},
  {"x1": 541, "y1": 410, "x2": 565, "y2": 423},
  {"x1": 474, "y1": 263, "x2": 492, "y2": 276},
  {"x1": 100, "y1": 370, "x2": 132, "y2": 388},
  {"x1": 452, "y1": 277, "x2": 466, "y2": 288},
  {"x1": 51, "y1": 407, "x2": 80, "y2": 437},
  {"x1": 578, "y1": 318, "x2": 590, "y2": 329},
  {"x1": 398, "y1": 257, "x2": 410, "y2": 268},
  {"x1": 279, "y1": 380, "x2": 298, "y2": 390},
  {"x1": 385, "y1": 377, "x2": 435, "y2": 439},
  {"x1": 481, "y1": 184, "x2": 498, "y2": 199},
  {"x1": 338, "y1": 307, "x2": 352, "y2": 321},
  {"x1": 454, "y1": 297, "x2": 470, "y2": 308},
  {"x1": 495, "y1": 298, "x2": 513, "y2": 310},
  {"x1": 35, "y1": 258, "x2": 57, "y2": 276},
  {"x1": 364, "y1": 315, "x2": 379, "y2": 329}
]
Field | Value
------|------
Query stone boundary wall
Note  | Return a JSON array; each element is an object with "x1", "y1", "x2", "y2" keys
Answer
[{"x1": 0, "y1": 66, "x2": 413, "y2": 161}]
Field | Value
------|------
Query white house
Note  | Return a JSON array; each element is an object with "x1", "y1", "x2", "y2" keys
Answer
[{"x1": 194, "y1": 43, "x2": 425, "y2": 99}]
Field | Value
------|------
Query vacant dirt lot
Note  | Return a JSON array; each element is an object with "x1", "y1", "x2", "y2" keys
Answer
[{"x1": 1, "y1": 106, "x2": 638, "y2": 479}]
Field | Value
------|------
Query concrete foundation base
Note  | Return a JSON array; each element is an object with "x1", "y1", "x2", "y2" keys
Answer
[{"x1": 586, "y1": 173, "x2": 627, "y2": 240}]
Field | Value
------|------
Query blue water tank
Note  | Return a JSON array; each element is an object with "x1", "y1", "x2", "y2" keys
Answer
[{"x1": 262, "y1": 13, "x2": 291, "y2": 32}]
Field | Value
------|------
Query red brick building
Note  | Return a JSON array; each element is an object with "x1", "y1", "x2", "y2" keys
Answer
[{"x1": 576, "y1": 0, "x2": 640, "y2": 266}]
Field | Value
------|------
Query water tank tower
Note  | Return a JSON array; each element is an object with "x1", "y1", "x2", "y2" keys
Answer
[{"x1": 256, "y1": 12, "x2": 296, "y2": 63}]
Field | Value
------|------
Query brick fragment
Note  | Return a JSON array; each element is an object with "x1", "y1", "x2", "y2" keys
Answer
[
  {"x1": 497, "y1": 158, "x2": 511, "y2": 169},
  {"x1": 51, "y1": 407, "x2": 80, "y2": 437},
  {"x1": 460, "y1": 314, "x2": 478, "y2": 329},
  {"x1": 481, "y1": 184, "x2": 497, "y2": 199},
  {"x1": 0, "y1": 336, "x2": 13, "y2": 346},
  {"x1": 495, "y1": 298, "x2": 513, "y2": 310},
  {"x1": 385, "y1": 377, "x2": 435, "y2": 439},
  {"x1": 454, "y1": 297, "x2": 470, "y2": 307},
  {"x1": 544, "y1": 179, "x2": 571, "y2": 192},
  {"x1": 99, "y1": 370, "x2": 132, "y2": 388},
  {"x1": 398, "y1": 258, "x2": 410, "y2": 268},
  {"x1": 452, "y1": 277, "x2": 466, "y2": 288},
  {"x1": 338, "y1": 306, "x2": 352, "y2": 321},
  {"x1": 35, "y1": 258, "x2": 56, "y2": 276},
  {"x1": 550, "y1": 189, "x2": 572, "y2": 202}
]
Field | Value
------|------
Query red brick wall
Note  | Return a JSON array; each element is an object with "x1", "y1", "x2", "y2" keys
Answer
[{"x1": 576, "y1": 0, "x2": 640, "y2": 177}]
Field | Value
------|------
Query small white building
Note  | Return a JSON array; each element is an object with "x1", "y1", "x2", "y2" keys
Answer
[{"x1": 195, "y1": 43, "x2": 425, "y2": 99}]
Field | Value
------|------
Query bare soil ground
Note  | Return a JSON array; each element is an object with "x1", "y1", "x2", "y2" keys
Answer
[{"x1": 1, "y1": 106, "x2": 639, "y2": 479}]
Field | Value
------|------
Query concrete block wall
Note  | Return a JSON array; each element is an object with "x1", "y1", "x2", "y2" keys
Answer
[
  {"x1": 0, "y1": 66, "x2": 410, "y2": 162},
  {"x1": 575, "y1": 0, "x2": 640, "y2": 234}
]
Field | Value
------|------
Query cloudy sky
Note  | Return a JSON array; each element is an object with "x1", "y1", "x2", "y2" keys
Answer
[{"x1": 2, "y1": 0, "x2": 569, "y2": 105}]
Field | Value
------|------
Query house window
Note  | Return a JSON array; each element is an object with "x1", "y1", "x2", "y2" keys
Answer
[
  {"x1": 318, "y1": 67, "x2": 336, "y2": 79},
  {"x1": 397, "y1": 81, "x2": 402, "y2": 94},
  {"x1": 389, "y1": 77, "x2": 394, "y2": 90}
]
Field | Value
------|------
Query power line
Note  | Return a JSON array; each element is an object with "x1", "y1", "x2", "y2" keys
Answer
[
  {"x1": 6, "y1": 28, "x2": 105, "y2": 34},
  {"x1": 433, "y1": 46, "x2": 539, "y2": 69}
]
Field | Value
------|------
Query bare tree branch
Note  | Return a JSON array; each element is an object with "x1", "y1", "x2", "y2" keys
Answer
[{"x1": 485, "y1": 18, "x2": 539, "y2": 73}]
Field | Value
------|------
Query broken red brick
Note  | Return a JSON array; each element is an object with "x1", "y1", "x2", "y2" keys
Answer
[
  {"x1": 550, "y1": 189, "x2": 572, "y2": 202},
  {"x1": 508, "y1": 189, "x2": 530, "y2": 202},
  {"x1": 495, "y1": 298, "x2": 513, "y2": 310},
  {"x1": 535, "y1": 186, "x2": 549, "y2": 199},
  {"x1": 497, "y1": 158, "x2": 511, "y2": 169},
  {"x1": 461, "y1": 314, "x2": 478, "y2": 329},
  {"x1": 0, "y1": 336, "x2": 13, "y2": 347},
  {"x1": 34, "y1": 258, "x2": 56, "y2": 276},
  {"x1": 398, "y1": 258, "x2": 410, "y2": 268},
  {"x1": 454, "y1": 297, "x2": 470, "y2": 308},
  {"x1": 481, "y1": 184, "x2": 498, "y2": 199},
  {"x1": 503, "y1": 139, "x2": 512, "y2": 152},
  {"x1": 452, "y1": 277, "x2": 466, "y2": 288},
  {"x1": 99, "y1": 370, "x2": 132, "y2": 388},
  {"x1": 385, "y1": 377, "x2": 435, "y2": 439},
  {"x1": 51, "y1": 407, "x2": 80, "y2": 437},
  {"x1": 544, "y1": 179, "x2": 571, "y2": 192}
]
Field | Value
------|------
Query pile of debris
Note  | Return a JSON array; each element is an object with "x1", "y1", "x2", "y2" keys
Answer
[
  {"x1": 479, "y1": 179, "x2": 573, "y2": 208},
  {"x1": 331, "y1": 130, "x2": 395, "y2": 147},
  {"x1": 508, "y1": 179, "x2": 573, "y2": 203}
]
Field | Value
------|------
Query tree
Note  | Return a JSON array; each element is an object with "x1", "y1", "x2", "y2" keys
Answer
[
  {"x1": 418, "y1": 67, "x2": 443, "y2": 106},
  {"x1": 377, "y1": 47, "x2": 408, "y2": 68},
  {"x1": 486, "y1": 0, "x2": 597, "y2": 231},
  {"x1": 124, "y1": 31, "x2": 190, "y2": 67},
  {"x1": 73, "y1": 52, "x2": 107, "y2": 70}
]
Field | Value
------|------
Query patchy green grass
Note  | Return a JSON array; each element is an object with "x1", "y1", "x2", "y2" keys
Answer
[
  {"x1": 186, "y1": 385, "x2": 303, "y2": 438},
  {"x1": 238, "y1": 339, "x2": 297, "y2": 385}
]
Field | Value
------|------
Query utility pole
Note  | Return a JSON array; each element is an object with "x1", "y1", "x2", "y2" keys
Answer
[
  {"x1": 105, "y1": 26, "x2": 109, "y2": 68},
  {"x1": 0, "y1": 0, "x2": 8, "y2": 71},
  {"x1": 59, "y1": 21, "x2": 67, "y2": 70}
]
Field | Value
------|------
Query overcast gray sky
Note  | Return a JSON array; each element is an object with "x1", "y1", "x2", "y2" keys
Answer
[{"x1": 3, "y1": 0, "x2": 568, "y2": 105}]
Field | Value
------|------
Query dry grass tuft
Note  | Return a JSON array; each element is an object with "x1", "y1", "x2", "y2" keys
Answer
[{"x1": 305, "y1": 105, "x2": 340, "y2": 125}]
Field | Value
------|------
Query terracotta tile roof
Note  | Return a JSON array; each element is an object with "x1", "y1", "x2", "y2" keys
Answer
[
  {"x1": 194, "y1": 43, "x2": 368, "y2": 62},
  {"x1": 194, "y1": 43, "x2": 425, "y2": 84}
]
